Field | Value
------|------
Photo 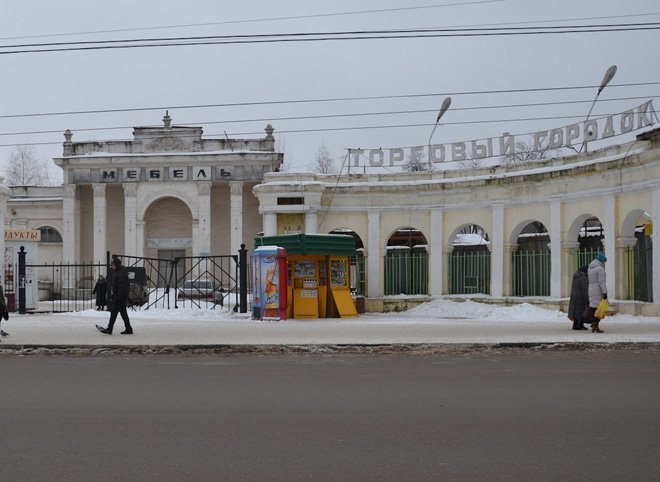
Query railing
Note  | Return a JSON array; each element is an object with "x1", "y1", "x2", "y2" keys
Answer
[
  {"x1": 20, "y1": 250, "x2": 249, "y2": 313},
  {"x1": 448, "y1": 250, "x2": 491, "y2": 295},
  {"x1": 384, "y1": 251, "x2": 428, "y2": 296},
  {"x1": 570, "y1": 247, "x2": 601, "y2": 275},
  {"x1": 626, "y1": 237, "x2": 653, "y2": 302},
  {"x1": 117, "y1": 253, "x2": 242, "y2": 312},
  {"x1": 23, "y1": 261, "x2": 106, "y2": 312},
  {"x1": 511, "y1": 250, "x2": 550, "y2": 297},
  {"x1": 350, "y1": 254, "x2": 366, "y2": 296}
]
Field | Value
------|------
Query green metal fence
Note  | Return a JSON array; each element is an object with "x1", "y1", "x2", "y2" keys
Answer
[
  {"x1": 350, "y1": 254, "x2": 366, "y2": 296},
  {"x1": 511, "y1": 250, "x2": 550, "y2": 296},
  {"x1": 448, "y1": 250, "x2": 491, "y2": 295},
  {"x1": 384, "y1": 250, "x2": 428, "y2": 295},
  {"x1": 570, "y1": 247, "x2": 601, "y2": 275},
  {"x1": 627, "y1": 236, "x2": 653, "y2": 302}
]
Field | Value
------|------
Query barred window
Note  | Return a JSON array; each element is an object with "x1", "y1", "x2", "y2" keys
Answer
[{"x1": 39, "y1": 226, "x2": 62, "y2": 243}]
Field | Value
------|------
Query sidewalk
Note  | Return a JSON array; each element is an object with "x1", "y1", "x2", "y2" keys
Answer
[{"x1": 1, "y1": 302, "x2": 659, "y2": 352}]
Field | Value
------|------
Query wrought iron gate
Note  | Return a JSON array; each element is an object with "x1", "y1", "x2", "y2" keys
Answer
[{"x1": 20, "y1": 248, "x2": 249, "y2": 313}]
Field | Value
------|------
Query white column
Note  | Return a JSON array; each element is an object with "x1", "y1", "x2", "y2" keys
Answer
[
  {"x1": 550, "y1": 199, "x2": 562, "y2": 298},
  {"x1": 263, "y1": 213, "x2": 277, "y2": 236},
  {"x1": 197, "y1": 182, "x2": 212, "y2": 256},
  {"x1": 92, "y1": 183, "x2": 106, "y2": 264},
  {"x1": 305, "y1": 212, "x2": 318, "y2": 234},
  {"x1": 135, "y1": 221, "x2": 145, "y2": 258},
  {"x1": 604, "y1": 193, "x2": 616, "y2": 297},
  {"x1": 429, "y1": 208, "x2": 444, "y2": 296},
  {"x1": 367, "y1": 210, "x2": 381, "y2": 298},
  {"x1": 490, "y1": 204, "x2": 504, "y2": 297},
  {"x1": 229, "y1": 181, "x2": 244, "y2": 255},
  {"x1": 652, "y1": 188, "x2": 660, "y2": 303},
  {"x1": 62, "y1": 184, "x2": 77, "y2": 262},
  {"x1": 191, "y1": 219, "x2": 200, "y2": 263},
  {"x1": 123, "y1": 183, "x2": 138, "y2": 256}
]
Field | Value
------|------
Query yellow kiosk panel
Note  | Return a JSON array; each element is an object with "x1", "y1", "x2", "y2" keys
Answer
[
  {"x1": 293, "y1": 289, "x2": 319, "y2": 318},
  {"x1": 331, "y1": 289, "x2": 358, "y2": 318}
]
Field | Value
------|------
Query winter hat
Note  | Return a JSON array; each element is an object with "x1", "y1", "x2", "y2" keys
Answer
[{"x1": 596, "y1": 252, "x2": 607, "y2": 263}]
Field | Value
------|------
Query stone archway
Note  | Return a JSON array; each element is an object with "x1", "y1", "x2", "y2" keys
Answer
[
  {"x1": 384, "y1": 227, "x2": 428, "y2": 295},
  {"x1": 328, "y1": 228, "x2": 366, "y2": 296},
  {"x1": 448, "y1": 224, "x2": 491, "y2": 295},
  {"x1": 144, "y1": 197, "x2": 193, "y2": 287}
]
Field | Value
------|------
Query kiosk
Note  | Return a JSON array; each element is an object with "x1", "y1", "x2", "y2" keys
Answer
[
  {"x1": 252, "y1": 246, "x2": 288, "y2": 320},
  {"x1": 254, "y1": 234, "x2": 358, "y2": 319}
]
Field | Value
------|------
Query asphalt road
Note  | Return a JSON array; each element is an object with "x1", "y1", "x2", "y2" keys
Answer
[{"x1": 1, "y1": 349, "x2": 659, "y2": 481}]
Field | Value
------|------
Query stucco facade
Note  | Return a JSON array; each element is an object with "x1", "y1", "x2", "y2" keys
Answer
[
  {"x1": 254, "y1": 128, "x2": 660, "y2": 315},
  {"x1": 49, "y1": 115, "x2": 282, "y2": 264},
  {"x1": 2, "y1": 115, "x2": 282, "y2": 272}
]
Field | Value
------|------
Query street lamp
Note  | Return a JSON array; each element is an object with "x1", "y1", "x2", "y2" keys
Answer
[
  {"x1": 427, "y1": 96, "x2": 452, "y2": 168},
  {"x1": 580, "y1": 65, "x2": 617, "y2": 152}
]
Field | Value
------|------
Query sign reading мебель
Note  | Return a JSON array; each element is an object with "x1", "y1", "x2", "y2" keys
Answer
[
  {"x1": 98, "y1": 166, "x2": 233, "y2": 183},
  {"x1": 347, "y1": 100, "x2": 658, "y2": 168}
]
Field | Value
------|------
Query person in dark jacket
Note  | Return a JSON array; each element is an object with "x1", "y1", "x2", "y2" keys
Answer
[
  {"x1": 99, "y1": 258, "x2": 133, "y2": 335},
  {"x1": 0, "y1": 281, "x2": 8, "y2": 337},
  {"x1": 568, "y1": 266, "x2": 589, "y2": 330},
  {"x1": 92, "y1": 275, "x2": 107, "y2": 311}
]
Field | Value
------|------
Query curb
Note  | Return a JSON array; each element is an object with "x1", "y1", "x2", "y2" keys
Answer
[{"x1": 1, "y1": 342, "x2": 659, "y2": 356}]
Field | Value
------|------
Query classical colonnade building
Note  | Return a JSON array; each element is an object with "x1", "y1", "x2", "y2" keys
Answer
[
  {"x1": 49, "y1": 114, "x2": 282, "y2": 264},
  {"x1": 3, "y1": 118, "x2": 660, "y2": 316},
  {"x1": 254, "y1": 128, "x2": 660, "y2": 315}
]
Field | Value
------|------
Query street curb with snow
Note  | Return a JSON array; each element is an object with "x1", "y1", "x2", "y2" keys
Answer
[{"x1": 2, "y1": 342, "x2": 659, "y2": 356}]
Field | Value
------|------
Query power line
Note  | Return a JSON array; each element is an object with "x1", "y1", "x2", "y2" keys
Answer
[
  {"x1": 1, "y1": 23, "x2": 659, "y2": 55},
  {"x1": 1, "y1": 82, "x2": 658, "y2": 120},
  {"x1": 1, "y1": 94, "x2": 658, "y2": 138},
  {"x1": 4, "y1": 21, "x2": 660, "y2": 49},
  {"x1": 2, "y1": 110, "x2": 656, "y2": 150},
  {"x1": 0, "y1": 1, "x2": 505, "y2": 41},
  {"x1": 3, "y1": 4, "x2": 658, "y2": 44}
]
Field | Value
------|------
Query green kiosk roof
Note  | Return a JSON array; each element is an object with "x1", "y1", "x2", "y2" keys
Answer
[{"x1": 254, "y1": 233, "x2": 356, "y2": 256}]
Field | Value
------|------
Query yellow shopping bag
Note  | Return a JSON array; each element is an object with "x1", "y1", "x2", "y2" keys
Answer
[{"x1": 594, "y1": 299, "x2": 609, "y2": 320}]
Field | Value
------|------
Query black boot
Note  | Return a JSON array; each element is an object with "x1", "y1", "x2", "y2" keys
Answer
[
  {"x1": 120, "y1": 328, "x2": 133, "y2": 335},
  {"x1": 99, "y1": 327, "x2": 112, "y2": 335}
]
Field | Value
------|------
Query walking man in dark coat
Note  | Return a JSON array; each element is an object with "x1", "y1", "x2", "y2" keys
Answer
[
  {"x1": 568, "y1": 265, "x2": 589, "y2": 330},
  {"x1": 99, "y1": 258, "x2": 133, "y2": 335}
]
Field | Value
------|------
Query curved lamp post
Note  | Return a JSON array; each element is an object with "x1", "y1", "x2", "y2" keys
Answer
[
  {"x1": 427, "y1": 96, "x2": 452, "y2": 168},
  {"x1": 581, "y1": 65, "x2": 617, "y2": 152}
]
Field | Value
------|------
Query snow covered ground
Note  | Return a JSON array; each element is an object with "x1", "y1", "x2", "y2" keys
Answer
[{"x1": 1, "y1": 298, "x2": 659, "y2": 346}]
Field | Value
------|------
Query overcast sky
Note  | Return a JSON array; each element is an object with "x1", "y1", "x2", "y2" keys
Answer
[{"x1": 0, "y1": 0, "x2": 658, "y2": 181}]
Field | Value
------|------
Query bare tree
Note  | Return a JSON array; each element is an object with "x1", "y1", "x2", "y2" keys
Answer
[
  {"x1": 457, "y1": 158, "x2": 483, "y2": 169},
  {"x1": 501, "y1": 141, "x2": 560, "y2": 165},
  {"x1": 314, "y1": 142, "x2": 336, "y2": 174},
  {"x1": 275, "y1": 136, "x2": 291, "y2": 172},
  {"x1": 4, "y1": 144, "x2": 54, "y2": 186},
  {"x1": 403, "y1": 149, "x2": 429, "y2": 172}
]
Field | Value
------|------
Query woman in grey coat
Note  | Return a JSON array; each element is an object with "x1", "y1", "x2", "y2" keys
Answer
[{"x1": 587, "y1": 252, "x2": 608, "y2": 333}]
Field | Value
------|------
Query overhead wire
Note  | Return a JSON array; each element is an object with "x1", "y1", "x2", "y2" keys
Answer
[
  {"x1": 1, "y1": 94, "x2": 659, "y2": 139},
  {"x1": 1, "y1": 82, "x2": 659, "y2": 120},
  {"x1": 0, "y1": 1, "x2": 506, "y2": 41},
  {"x1": 1, "y1": 23, "x2": 659, "y2": 55}
]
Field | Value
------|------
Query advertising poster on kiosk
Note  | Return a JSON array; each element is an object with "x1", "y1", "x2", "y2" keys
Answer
[{"x1": 252, "y1": 246, "x2": 287, "y2": 320}]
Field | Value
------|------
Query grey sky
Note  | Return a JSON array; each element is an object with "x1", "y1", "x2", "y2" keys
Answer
[{"x1": 0, "y1": 0, "x2": 658, "y2": 180}]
